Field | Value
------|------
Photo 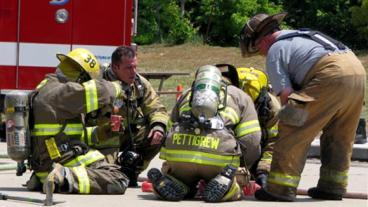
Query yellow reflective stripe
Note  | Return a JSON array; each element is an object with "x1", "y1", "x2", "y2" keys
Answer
[
  {"x1": 71, "y1": 166, "x2": 90, "y2": 194},
  {"x1": 64, "y1": 150, "x2": 105, "y2": 167},
  {"x1": 167, "y1": 120, "x2": 173, "y2": 130},
  {"x1": 35, "y1": 171, "x2": 48, "y2": 183},
  {"x1": 83, "y1": 80, "x2": 98, "y2": 113},
  {"x1": 111, "y1": 81, "x2": 121, "y2": 98},
  {"x1": 260, "y1": 151, "x2": 272, "y2": 164},
  {"x1": 36, "y1": 79, "x2": 48, "y2": 89},
  {"x1": 64, "y1": 124, "x2": 84, "y2": 135},
  {"x1": 159, "y1": 147, "x2": 240, "y2": 167},
  {"x1": 82, "y1": 127, "x2": 95, "y2": 145},
  {"x1": 179, "y1": 102, "x2": 190, "y2": 115},
  {"x1": 235, "y1": 120, "x2": 261, "y2": 137},
  {"x1": 151, "y1": 114, "x2": 169, "y2": 124},
  {"x1": 219, "y1": 107, "x2": 240, "y2": 124},
  {"x1": 32, "y1": 123, "x2": 83, "y2": 136},
  {"x1": 267, "y1": 125, "x2": 278, "y2": 138},
  {"x1": 222, "y1": 179, "x2": 240, "y2": 201},
  {"x1": 32, "y1": 124, "x2": 63, "y2": 136},
  {"x1": 320, "y1": 168, "x2": 348, "y2": 186},
  {"x1": 268, "y1": 172, "x2": 300, "y2": 188}
]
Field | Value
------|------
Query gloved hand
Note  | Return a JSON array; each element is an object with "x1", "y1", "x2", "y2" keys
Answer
[
  {"x1": 148, "y1": 124, "x2": 165, "y2": 145},
  {"x1": 255, "y1": 171, "x2": 268, "y2": 188}
]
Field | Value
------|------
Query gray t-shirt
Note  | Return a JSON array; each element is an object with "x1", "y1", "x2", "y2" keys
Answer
[{"x1": 266, "y1": 30, "x2": 332, "y2": 95}]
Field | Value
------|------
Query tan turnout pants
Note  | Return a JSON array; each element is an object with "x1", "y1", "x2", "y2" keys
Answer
[{"x1": 266, "y1": 51, "x2": 366, "y2": 199}]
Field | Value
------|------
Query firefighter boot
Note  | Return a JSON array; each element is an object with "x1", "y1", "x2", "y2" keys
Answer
[
  {"x1": 147, "y1": 168, "x2": 188, "y2": 201},
  {"x1": 307, "y1": 187, "x2": 343, "y2": 200},
  {"x1": 26, "y1": 172, "x2": 42, "y2": 191},
  {"x1": 43, "y1": 164, "x2": 73, "y2": 193},
  {"x1": 255, "y1": 188, "x2": 294, "y2": 201},
  {"x1": 355, "y1": 118, "x2": 367, "y2": 144},
  {"x1": 203, "y1": 164, "x2": 240, "y2": 202}
]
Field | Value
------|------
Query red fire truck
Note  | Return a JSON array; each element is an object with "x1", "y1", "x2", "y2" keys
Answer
[{"x1": 0, "y1": 0, "x2": 137, "y2": 139}]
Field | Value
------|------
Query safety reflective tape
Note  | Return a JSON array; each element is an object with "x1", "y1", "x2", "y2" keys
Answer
[
  {"x1": 219, "y1": 107, "x2": 240, "y2": 124},
  {"x1": 221, "y1": 178, "x2": 240, "y2": 201},
  {"x1": 179, "y1": 102, "x2": 190, "y2": 115},
  {"x1": 268, "y1": 172, "x2": 300, "y2": 188},
  {"x1": 36, "y1": 79, "x2": 49, "y2": 89},
  {"x1": 167, "y1": 120, "x2": 173, "y2": 130},
  {"x1": 32, "y1": 123, "x2": 83, "y2": 136},
  {"x1": 45, "y1": 137, "x2": 61, "y2": 160},
  {"x1": 64, "y1": 150, "x2": 105, "y2": 167},
  {"x1": 111, "y1": 81, "x2": 121, "y2": 98},
  {"x1": 320, "y1": 168, "x2": 348, "y2": 186},
  {"x1": 35, "y1": 171, "x2": 49, "y2": 183},
  {"x1": 267, "y1": 125, "x2": 278, "y2": 138},
  {"x1": 71, "y1": 166, "x2": 90, "y2": 194},
  {"x1": 235, "y1": 120, "x2": 261, "y2": 137},
  {"x1": 260, "y1": 151, "x2": 272, "y2": 163},
  {"x1": 82, "y1": 80, "x2": 98, "y2": 113},
  {"x1": 159, "y1": 147, "x2": 240, "y2": 167},
  {"x1": 82, "y1": 127, "x2": 95, "y2": 145},
  {"x1": 151, "y1": 113, "x2": 169, "y2": 124}
]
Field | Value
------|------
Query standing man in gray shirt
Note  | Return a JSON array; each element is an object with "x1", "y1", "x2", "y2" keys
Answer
[{"x1": 239, "y1": 12, "x2": 366, "y2": 201}]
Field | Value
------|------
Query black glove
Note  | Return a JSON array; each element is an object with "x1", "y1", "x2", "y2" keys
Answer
[{"x1": 255, "y1": 172, "x2": 268, "y2": 188}]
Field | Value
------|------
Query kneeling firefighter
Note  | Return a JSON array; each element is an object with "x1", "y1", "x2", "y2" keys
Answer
[
  {"x1": 16, "y1": 48, "x2": 129, "y2": 194},
  {"x1": 147, "y1": 65, "x2": 262, "y2": 202},
  {"x1": 220, "y1": 64, "x2": 281, "y2": 188}
]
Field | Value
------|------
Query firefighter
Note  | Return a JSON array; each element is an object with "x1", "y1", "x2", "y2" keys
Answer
[
  {"x1": 221, "y1": 65, "x2": 280, "y2": 188},
  {"x1": 103, "y1": 46, "x2": 169, "y2": 187},
  {"x1": 147, "y1": 65, "x2": 262, "y2": 202},
  {"x1": 27, "y1": 48, "x2": 129, "y2": 194},
  {"x1": 239, "y1": 12, "x2": 366, "y2": 201}
]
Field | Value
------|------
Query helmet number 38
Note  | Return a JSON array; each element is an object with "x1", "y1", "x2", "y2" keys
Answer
[{"x1": 84, "y1": 54, "x2": 97, "y2": 68}]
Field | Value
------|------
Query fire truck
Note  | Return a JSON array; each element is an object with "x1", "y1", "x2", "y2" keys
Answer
[{"x1": 0, "y1": 0, "x2": 138, "y2": 139}]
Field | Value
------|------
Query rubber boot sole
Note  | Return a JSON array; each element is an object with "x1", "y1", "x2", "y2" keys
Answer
[
  {"x1": 147, "y1": 168, "x2": 186, "y2": 201},
  {"x1": 203, "y1": 176, "x2": 230, "y2": 202}
]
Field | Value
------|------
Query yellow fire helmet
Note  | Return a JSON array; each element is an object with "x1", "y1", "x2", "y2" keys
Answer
[
  {"x1": 236, "y1": 67, "x2": 268, "y2": 101},
  {"x1": 56, "y1": 48, "x2": 100, "y2": 81}
]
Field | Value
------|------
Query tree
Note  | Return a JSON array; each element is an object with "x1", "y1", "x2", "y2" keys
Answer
[
  {"x1": 134, "y1": 0, "x2": 197, "y2": 45},
  {"x1": 185, "y1": 0, "x2": 283, "y2": 46},
  {"x1": 350, "y1": 0, "x2": 368, "y2": 48},
  {"x1": 282, "y1": 0, "x2": 365, "y2": 49}
]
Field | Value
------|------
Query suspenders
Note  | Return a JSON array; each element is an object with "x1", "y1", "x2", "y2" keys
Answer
[{"x1": 275, "y1": 29, "x2": 347, "y2": 51}]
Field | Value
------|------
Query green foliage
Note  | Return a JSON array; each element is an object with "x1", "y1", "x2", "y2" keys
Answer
[
  {"x1": 185, "y1": 0, "x2": 283, "y2": 46},
  {"x1": 350, "y1": 0, "x2": 368, "y2": 48},
  {"x1": 134, "y1": 0, "x2": 197, "y2": 45},
  {"x1": 282, "y1": 0, "x2": 366, "y2": 49},
  {"x1": 134, "y1": 0, "x2": 367, "y2": 48}
]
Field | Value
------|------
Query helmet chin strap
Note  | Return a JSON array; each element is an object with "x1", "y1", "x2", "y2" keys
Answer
[{"x1": 76, "y1": 70, "x2": 92, "y2": 83}]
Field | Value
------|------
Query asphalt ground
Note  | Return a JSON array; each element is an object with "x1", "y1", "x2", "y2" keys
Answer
[{"x1": 0, "y1": 143, "x2": 367, "y2": 207}]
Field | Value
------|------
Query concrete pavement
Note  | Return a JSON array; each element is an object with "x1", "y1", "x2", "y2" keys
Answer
[{"x1": 0, "y1": 143, "x2": 367, "y2": 207}]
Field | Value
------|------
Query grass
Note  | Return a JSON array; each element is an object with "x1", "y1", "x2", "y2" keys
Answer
[{"x1": 138, "y1": 43, "x2": 368, "y2": 118}]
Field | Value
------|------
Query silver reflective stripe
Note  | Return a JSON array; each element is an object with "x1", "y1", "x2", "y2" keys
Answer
[
  {"x1": 160, "y1": 148, "x2": 240, "y2": 167},
  {"x1": 64, "y1": 150, "x2": 105, "y2": 167},
  {"x1": 82, "y1": 80, "x2": 98, "y2": 113},
  {"x1": 71, "y1": 166, "x2": 90, "y2": 194},
  {"x1": 320, "y1": 168, "x2": 348, "y2": 186},
  {"x1": 268, "y1": 171, "x2": 300, "y2": 188},
  {"x1": 235, "y1": 120, "x2": 261, "y2": 137},
  {"x1": 32, "y1": 123, "x2": 83, "y2": 136}
]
